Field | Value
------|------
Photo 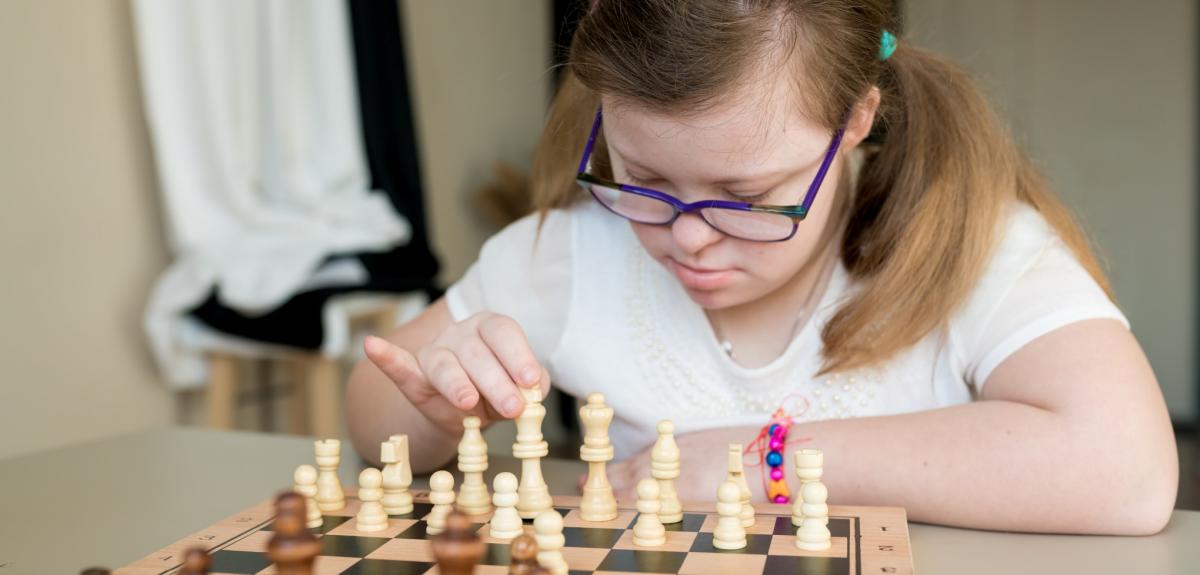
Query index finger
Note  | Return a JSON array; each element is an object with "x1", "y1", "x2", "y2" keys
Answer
[{"x1": 477, "y1": 315, "x2": 543, "y2": 388}]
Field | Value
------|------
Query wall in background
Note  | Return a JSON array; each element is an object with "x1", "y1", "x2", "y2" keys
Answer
[
  {"x1": 906, "y1": 0, "x2": 1197, "y2": 421},
  {"x1": 400, "y1": 0, "x2": 552, "y2": 286},
  {"x1": 0, "y1": 0, "x2": 173, "y2": 459}
]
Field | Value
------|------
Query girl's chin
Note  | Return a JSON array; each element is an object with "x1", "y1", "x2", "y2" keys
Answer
[{"x1": 680, "y1": 286, "x2": 748, "y2": 310}]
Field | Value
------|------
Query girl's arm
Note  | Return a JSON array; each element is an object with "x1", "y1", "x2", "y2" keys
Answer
[{"x1": 609, "y1": 319, "x2": 1178, "y2": 535}]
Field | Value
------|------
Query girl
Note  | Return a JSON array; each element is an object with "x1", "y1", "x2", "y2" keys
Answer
[{"x1": 347, "y1": 0, "x2": 1177, "y2": 535}]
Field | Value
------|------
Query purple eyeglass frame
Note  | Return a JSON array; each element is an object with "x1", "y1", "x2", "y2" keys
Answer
[{"x1": 574, "y1": 105, "x2": 847, "y2": 242}]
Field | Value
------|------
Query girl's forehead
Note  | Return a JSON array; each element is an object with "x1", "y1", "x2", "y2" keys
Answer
[{"x1": 601, "y1": 93, "x2": 830, "y2": 178}]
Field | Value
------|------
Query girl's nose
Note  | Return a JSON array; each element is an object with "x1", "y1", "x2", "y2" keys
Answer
[{"x1": 671, "y1": 211, "x2": 722, "y2": 255}]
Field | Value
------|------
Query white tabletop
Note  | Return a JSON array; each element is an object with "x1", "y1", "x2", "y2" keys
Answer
[{"x1": 0, "y1": 427, "x2": 1196, "y2": 574}]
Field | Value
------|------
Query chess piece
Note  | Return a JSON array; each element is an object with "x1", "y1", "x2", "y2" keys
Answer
[
  {"x1": 631, "y1": 478, "x2": 666, "y2": 547},
  {"x1": 792, "y1": 449, "x2": 825, "y2": 526},
  {"x1": 513, "y1": 385, "x2": 552, "y2": 519},
  {"x1": 650, "y1": 419, "x2": 682, "y2": 524},
  {"x1": 727, "y1": 443, "x2": 755, "y2": 527},
  {"x1": 509, "y1": 534, "x2": 545, "y2": 575},
  {"x1": 268, "y1": 491, "x2": 321, "y2": 575},
  {"x1": 426, "y1": 470, "x2": 456, "y2": 535},
  {"x1": 381, "y1": 434, "x2": 414, "y2": 515},
  {"x1": 712, "y1": 479, "x2": 748, "y2": 550},
  {"x1": 293, "y1": 464, "x2": 324, "y2": 529},
  {"x1": 457, "y1": 416, "x2": 492, "y2": 515},
  {"x1": 356, "y1": 468, "x2": 389, "y2": 532},
  {"x1": 313, "y1": 439, "x2": 345, "y2": 512},
  {"x1": 432, "y1": 510, "x2": 485, "y2": 575},
  {"x1": 179, "y1": 547, "x2": 211, "y2": 575},
  {"x1": 79, "y1": 569, "x2": 111, "y2": 575},
  {"x1": 578, "y1": 393, "x2": 618, "y2": 521},
  {"x1": 533, "y1": 510, "x2": 568, "y2": 575},
  {"x1": 795, "y1": 481, "x2": 832, "y2": 551},
  {"x1": 488, "y1": 471, "x2": 524, "y2": 540}
]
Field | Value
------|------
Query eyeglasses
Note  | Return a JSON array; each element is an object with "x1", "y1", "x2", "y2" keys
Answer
[{"x1": 574, "y1": 106, "x2": 846, "y2": 242}]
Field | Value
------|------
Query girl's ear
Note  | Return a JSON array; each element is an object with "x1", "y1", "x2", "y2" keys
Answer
[{"x1": 840, "y1": 86, "x2": 882, "y2": 150}]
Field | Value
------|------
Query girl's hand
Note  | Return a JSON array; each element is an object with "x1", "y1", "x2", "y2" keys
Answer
[
  {"x1": 363, "y1": 311, "x2": 548, "y2": 433},
  {"x1": 605, "y1": 429, "x2": 743, "y2": 504}
]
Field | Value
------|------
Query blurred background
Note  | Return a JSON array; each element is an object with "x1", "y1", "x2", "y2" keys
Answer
[{"x1": 0, "y1": 0, "x2": 1195, "y2": 508}]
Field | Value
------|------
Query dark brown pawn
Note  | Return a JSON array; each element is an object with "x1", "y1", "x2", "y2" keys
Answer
[
  {"x1": 431, "y1": 510, "x2": 484, "y2": 575},
  {"x1": 178, "y1": 547, "x2": 212, "y2": 575},
  {"x1": 508, "y1": 534, "x2": 548, "y2": 575},
  {"x1": 267, "y1": 491, "x2": 321, "y2": 575}
]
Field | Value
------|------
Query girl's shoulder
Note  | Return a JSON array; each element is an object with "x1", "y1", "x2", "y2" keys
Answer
[{"x1": 948, "y1": 202, "x2": 1127, "y2": 390}]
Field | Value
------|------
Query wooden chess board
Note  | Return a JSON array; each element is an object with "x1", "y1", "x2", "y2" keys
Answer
[{"x1": 117, "y1": 490, "x2": 913, "y2": 574}]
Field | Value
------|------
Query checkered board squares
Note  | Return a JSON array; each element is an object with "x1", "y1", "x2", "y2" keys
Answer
[{"x1": 117, "y1": 492, "x2": 912, "y2": 575}]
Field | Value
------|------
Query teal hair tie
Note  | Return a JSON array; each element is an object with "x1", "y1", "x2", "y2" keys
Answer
[{"x1": 879, "y1": 30, "x2": 898, "y2": 61}]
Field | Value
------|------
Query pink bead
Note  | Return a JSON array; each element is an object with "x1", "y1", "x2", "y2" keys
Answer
[
  {"x1": 770, "y1": 467, "x2": 784, "y2": 481},
  {"x1": 773, "y1": 495, "x2": 789, "y2": 504},
  {"x1": 768, "y1": 437, "x2": 784, "y2": 451},
  {"x1": 772, "y1": 425, "x2": 787, "y2": 438}
]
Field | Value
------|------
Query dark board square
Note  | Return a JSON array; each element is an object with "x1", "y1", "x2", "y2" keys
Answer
[
  {"x1": 762, "y1": 554, "x2": 851, "y2": 575},
  {"x1": 772, "y1": 516, "x2": 852, "y2": 538},
  {"x1": 341, "y1": 558, "x2": 432, "y2": 575},
  {"x1": 319, "y1": 534, "x2": 391, "y2": 557},
  {"x1": 627, "y1": 512, "x2": 705, "y2": 532},
  {"x1": 596, "y1": 549, "x2": 688, "y2": 573},
  {"x1": 389, "y1": 502, "x2": 434, "y2": 519},
  {"x1": 262, "y1": 515, "x2": 350, "y2": 535},
  {"x1": 689, "y1": 532, "x2": 773, "y2": 555},
  {"x1": 562, "y1": 526, "x2": 625, "y2": 548},
  {"x1": 208, "y1": 550, "x2": 271, "y2": 574},
  {"x1": 479, "y1": 542, "x2": 513, "y2": 566},
  {"x1": 395, "y1": 520, "x2": 481, "y2": 540}
]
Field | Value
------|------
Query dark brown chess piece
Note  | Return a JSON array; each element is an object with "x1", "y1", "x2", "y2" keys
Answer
[
  {"x1": 431, "y1": 510, "x2": 484, "y2": 575},
  {"x1": 508, "y1": 533, "x2": 548, "y2": 575},
  {"x1": 267, "y1": 491, "x2": 322, "y2": 575},
  {"x1": 78, "y1": 568, "x2": 110, "y2": 575},
  {"x1": 178, "y1": 547, "x2": 212, "y2": 575}
]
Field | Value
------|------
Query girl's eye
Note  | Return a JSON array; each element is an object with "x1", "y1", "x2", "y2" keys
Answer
[{"x1": 727, "y1": 189, "x2": 771, "y2": 203}]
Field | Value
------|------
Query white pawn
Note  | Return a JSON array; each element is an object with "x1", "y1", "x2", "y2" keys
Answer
[
  {"x1": 727, "y1": 444, "x2": 755, "y2": 527},
  {"x1": 651, "y1": 420, "x2": 682, "y2": 524},
  {"x1": 426, "y1": 470, "x2": 456, "y2": 535},
  {"x1": 631, "y1": 478, "x2": 666, "y2": 547},
  {"x1": 381, "y1": 435, "x2": 413, "y2": 515},
  {"x1": 457, "y1": 416, "x2": 491, "y2": 515},
  {"x1": 514, "y1": 385, "x2": 552, "y2": 519},
  {"x1": 314, "y1": 439, "x2": 345, "y2": 512},
  {"x1": 712, "y1": 480, "x2": 747, "y2": 550},
  {"x1": 795, "y1": 481, "x2": 831, "y2": 551},
  {"x1": 534, "y1": 510, "x2": 568, "y2": 575},
  {"x1": 292, "y1": 464, "x2": 323, "y2": 529},
  {"x1": 355, "y1": 468, "x2": 388, "y2": 533},
  {"x1": 792, "y1": 449, "x2": 824, "y2": 527},
  {"x1": 488, "y1": 472, "x2": 523, "y2": 540}
]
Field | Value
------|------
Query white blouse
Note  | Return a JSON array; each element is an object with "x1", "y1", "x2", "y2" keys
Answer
[{"x1": 446, "y1": 200, "x2": 1127, "y2": 459}]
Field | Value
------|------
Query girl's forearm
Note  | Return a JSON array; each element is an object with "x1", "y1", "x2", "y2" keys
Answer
[{"x1": 688, "y1": 400, "x2": 1174, "y2": 535}]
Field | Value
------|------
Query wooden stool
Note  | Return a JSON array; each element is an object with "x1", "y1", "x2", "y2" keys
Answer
[{"x1": 205, "y1": 302, "x2": 401, "y2": 437}]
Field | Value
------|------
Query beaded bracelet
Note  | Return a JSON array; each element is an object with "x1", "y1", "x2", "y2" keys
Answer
[{"x1": 746, "y1": 400, "x2": 810, "y2": 504}]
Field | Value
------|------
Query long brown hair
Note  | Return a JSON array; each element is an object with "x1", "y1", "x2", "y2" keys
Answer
[{"x1": 531, "y1": 0, "x2": 1113, "y2": 375}]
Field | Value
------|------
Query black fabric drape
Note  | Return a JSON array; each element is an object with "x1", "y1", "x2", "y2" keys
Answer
[{"x1": 187, "y1": 0, "x2": 439, "y2": 350}]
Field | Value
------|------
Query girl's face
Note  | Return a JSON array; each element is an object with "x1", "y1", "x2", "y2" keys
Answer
[{"x1": 603, "y1": 88, "x2": 876, "y2": 310}]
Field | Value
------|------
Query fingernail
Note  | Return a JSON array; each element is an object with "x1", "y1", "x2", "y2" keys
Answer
[
  {"x1": 520, "y1": 366, "x2": 539, "y2": 386},
  {"x1": 503, "y1": 396, "x2": 524, "y2": 416},
  {"x1": 457, "y1": 390, "x2": 476, "y2": 408},
  {"x1": 363, "y1": 336, "x2": 380, "y2": 355}
]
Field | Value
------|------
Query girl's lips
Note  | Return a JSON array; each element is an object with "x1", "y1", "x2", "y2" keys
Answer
[{"x1": 667, "y1": 258, "x2": 736, "y2": 291}]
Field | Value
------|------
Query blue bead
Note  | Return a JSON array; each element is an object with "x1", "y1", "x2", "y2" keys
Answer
[
  {"x1": 768, "y1": 423, "x2": 780, "y2": 437},
  {"x1": 766, "y1": 450, "x2": 783, "y2": 467}
]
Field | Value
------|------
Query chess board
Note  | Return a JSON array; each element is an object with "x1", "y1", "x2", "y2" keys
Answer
[{"x1": 117, "y1": 490, "x2": 913, "y2": 575}]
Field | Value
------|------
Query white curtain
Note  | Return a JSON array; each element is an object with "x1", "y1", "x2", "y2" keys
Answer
[{"x1": 134, "y1": 0, "x2": 411, "y2": 388}]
